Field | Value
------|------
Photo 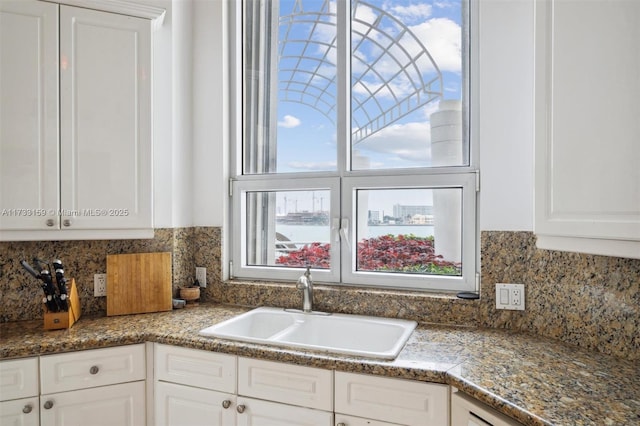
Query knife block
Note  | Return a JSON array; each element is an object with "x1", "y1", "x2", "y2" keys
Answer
[{"x1": 43, "y1": 278, "x2": 82, "y2": 330}]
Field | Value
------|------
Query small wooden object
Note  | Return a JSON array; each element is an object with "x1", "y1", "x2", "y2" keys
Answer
[
  {"x1": 106, "y1": 252, "x2": 173, "y2": 316},
  {"x1": 179, "y1": 287, "x2": 200, "y2": 308},
  {"x1": 44, "y1": 278, "x2": 82, "y2": 330}
]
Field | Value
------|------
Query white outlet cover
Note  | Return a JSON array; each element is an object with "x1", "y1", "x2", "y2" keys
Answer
[
  {"x1": 495, "y1": 283, "x2": 525, "y2": 311},
  {"x1": 94, "y1": 273, "x2": 107, "y2": 297}
]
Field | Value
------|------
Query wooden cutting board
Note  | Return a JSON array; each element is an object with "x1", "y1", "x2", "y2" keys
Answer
[{"x1": 106, "y1": 252, "x2": 172, "y2": 316}]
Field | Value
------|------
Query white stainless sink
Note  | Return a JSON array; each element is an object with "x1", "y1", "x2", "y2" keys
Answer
[{"x1": 199, "y1": 307, "x2": 417, "y2": 360}]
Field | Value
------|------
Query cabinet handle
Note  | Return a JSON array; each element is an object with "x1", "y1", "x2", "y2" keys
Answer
[
  {"x1": 63, "y1": 219, "x2": 71, "y2": 227},
  {"x1": 337, "y1": 423, "x2": 346, "y2": 426},
  {"x1": 22, "y1": 404, "x2": 33, "y2": 414},
  {"x1": 43, "y1": 400, "x2": 54, "y2": 410},
  {"x1": 90, "y1": 365, "x2": 99, "y2": 375},
  {"x1": 222, "y1": 400, "x2": 231, "y2": 409},
  {"x1": 46, "y1": 219, "x2": 55, "y2": 227},
  {"x1": 236, "y1": 404, "x2": 245, "y2": 414}
]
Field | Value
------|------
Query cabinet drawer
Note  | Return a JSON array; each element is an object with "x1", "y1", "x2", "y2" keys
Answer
[
  {"x1": 335, "y1": 372, "x2": 449, "y2": 426},
  {"x1": 0, "y1": 357, "x2": 39, "y2": 401},
  {"x1": 155, "y1": 343, "x2": 236, "y2": 393},
  {"x1": 238, "y1": 357, "x2": 333, "y2": 411},
  {"x1": 0, "y1": 397, "x2": 40, "y2": 426},
  {"x1": 40, "y1": 344, "x2": 145, "y2": 394}
]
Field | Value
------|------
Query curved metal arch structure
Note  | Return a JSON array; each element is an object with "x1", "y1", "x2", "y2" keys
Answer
[{"x1": 278, "y1": 0, "x2": 443, "y2": 144}]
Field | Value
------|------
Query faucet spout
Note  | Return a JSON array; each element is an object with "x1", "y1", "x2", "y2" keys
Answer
[{"x1": 296, "y1": 266, "x2": 313, "y2": 313}]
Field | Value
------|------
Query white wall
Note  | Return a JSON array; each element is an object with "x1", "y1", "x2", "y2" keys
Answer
[
  {"x1": 192, "y1": 0, "x2": 228, "y2": 227},
  {"x1": 184, "y1": 0, "x2": 536, "y2": 231},
  {"x1": 477, "y1": 0, "x2": 534, "y2": 231}
]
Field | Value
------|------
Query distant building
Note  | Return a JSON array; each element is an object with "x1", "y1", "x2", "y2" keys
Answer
[
  {"x1": 393, "y1": 205, "x2": 432, "y2": 222},
  {"x1": 409, "y1": 214, "x2": 434, "y2": 225},
  {"x1": 368, "y1": 210, "x2": 381, "y2": 224}
]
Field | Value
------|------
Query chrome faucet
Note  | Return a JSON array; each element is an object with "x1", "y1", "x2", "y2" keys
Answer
[{"x1": 296, "y1": 266, "x2": 313, "y2": 313}]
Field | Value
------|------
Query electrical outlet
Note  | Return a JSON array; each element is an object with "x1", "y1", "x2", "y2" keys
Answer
[
  {"x1": 495, "y1": 283, "x2": 525, "y2": 311},
  {"x1": 196, "y1": 267, "x2": 206, "y2": 287},
  {"x1": 94, "y1": 273, "x2": 107, "y2": 297}
]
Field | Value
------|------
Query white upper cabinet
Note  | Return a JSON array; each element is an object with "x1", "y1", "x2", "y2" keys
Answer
[
  {"x1": 0, "y1": 1, "x2": 60, "y2": 232},
  {"x1": 0, "y1": 0, "x2": 154, "y2": 240},
  {"x1": 534, "y1": 0, "x2": 640, "y2": 259},
  {"x1": 59, "y1": 5, "x2": 152, "y2": 232}
]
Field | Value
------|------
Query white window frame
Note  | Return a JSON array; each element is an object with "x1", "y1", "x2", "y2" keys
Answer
[
  {"x1": 232, "y1": 177, "x2": 341, "y2": 283},
  {"x1": 229, "y1": 0, "x2": 479, "y2": 293},
  {"x1": 341, "y1": 173, "x2": 477, "y2": 292}
]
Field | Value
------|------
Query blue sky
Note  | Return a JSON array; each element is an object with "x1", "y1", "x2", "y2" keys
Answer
[{"x1": 274, "y1": 0, "x2": 464, "y2": 173}]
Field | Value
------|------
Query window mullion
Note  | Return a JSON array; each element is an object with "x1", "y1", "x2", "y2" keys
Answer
[{"x1": 336, "y1": 0, "x2": 350, "y2": 175}]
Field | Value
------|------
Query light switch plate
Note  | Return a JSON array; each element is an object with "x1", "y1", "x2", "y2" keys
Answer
[{"x1": 495, "y1": 283, "x2": 525, "y2": 310}]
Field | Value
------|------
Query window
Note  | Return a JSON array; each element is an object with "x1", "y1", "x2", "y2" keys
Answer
[{"x1": 231, "y1": 0, "x2": 477, "y2": 292}]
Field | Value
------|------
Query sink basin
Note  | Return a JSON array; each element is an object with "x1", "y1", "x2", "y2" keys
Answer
[{"x1": 199, "y1": 307, "x2": 417, "y2": 360}]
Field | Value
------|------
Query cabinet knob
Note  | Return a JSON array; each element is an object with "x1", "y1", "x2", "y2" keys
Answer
[
  {"x1": 236, "y1": 404, "x2": 246, "y2": 414},
  {"x1": 44, "y1": 400, "x2": 54, "y2": 410},
  {"x1": 90, "y1": 365, "x2": 99, "y2": 375},
  {"x1": 63, "y1": 219, "x2": 71, "y2": 227},
  {"x1": 22, "y1": 404, "x2": 33, "y2": 414},
  {"x1": 222, "y1": 400, "x2": 231, "y2": 409},
  {"x1": 46, "y1": 219, "x2": 55, "y2": 227}
]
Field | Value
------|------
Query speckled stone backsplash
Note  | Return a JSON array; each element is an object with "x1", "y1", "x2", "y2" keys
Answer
[
  {"x1": 1, "y1": 229, "x2": 638, "y2": 361},
  {"x1": 0, "y1": 227, "x2": 220, "y2": 322}
]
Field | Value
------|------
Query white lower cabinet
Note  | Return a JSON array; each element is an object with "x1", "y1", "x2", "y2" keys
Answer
[
  {"x1": 40, "y1": 381, "x2": 145, "y2": 426},
  {"x1": 154, "y1": 345, "x2": 451, "y2": 426},
  {"x1": 155, "y1": 381, "x2": 236, "y2": 426},
  {"x1": 154, "y1": 345, "x2": 333, "y2": 426},
  {"x1": 451, "y1": 389, "x2": 522, "y2": 426},
  {"x1": 154, "y1": 344, "x2": 237, "y2": 425},
  {"x1": 0, "y1": 397, "x2": 40, "y2": 426},
  {"x1": 334, "y1": 372, "x2": 449, "y2": 426},
  {"x1": 0, "y1": 357, "x2": 40, "y2": 426},
  {"x1": 40, "y1": 344, "x2": 147, "y2": 426}
]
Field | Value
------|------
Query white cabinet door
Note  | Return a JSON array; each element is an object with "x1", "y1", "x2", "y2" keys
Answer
[
  {"x1": 59, "y1": 5, "x2": 152, "y2": 231},
  {"x1": 155, "y1": 381, "x2": 236, "y2": 426},
  {"x1": 0, "y1": 397, "x2": 40, "y2": 426},
  {"x1": 40, "y1": 381, "x2": 145, "y2": 426},
  {"x1": 236, "y1": 397, "x2": 333, "y2": 426},
  {"x1": 534, "y1": 0, "x2": 640, "y2": 258},
  {"x1": 0, "y1": 0, "x2": 60, "y2": 231}
]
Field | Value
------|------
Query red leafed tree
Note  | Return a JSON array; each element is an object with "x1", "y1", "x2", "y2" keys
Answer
[{"x1": 276, "y1": 235, "x2": 461, "y2": 275}]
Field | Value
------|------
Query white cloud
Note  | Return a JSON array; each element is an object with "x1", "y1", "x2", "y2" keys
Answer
[
  {"x1": 355, "y1": 120, "x2": 432, "y2": 163},
  {"x1": 389, "y1": 4, "x2": 433, "y2": 22},
  {"x1": 409, "y1": 18, "x2": 461, "y2": 72},
  {"x1": 278, "y1": 115, "x2": 302, "y2": 128}
]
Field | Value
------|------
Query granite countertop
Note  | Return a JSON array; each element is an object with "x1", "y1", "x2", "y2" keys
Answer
[{"x1": 1, "y1": 304, "x2": 639, "y2": 426}]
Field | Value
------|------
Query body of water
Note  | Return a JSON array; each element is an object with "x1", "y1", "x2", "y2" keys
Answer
[{"x1": 276, "y1": 224, "x2": 435, "y2": 244}]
